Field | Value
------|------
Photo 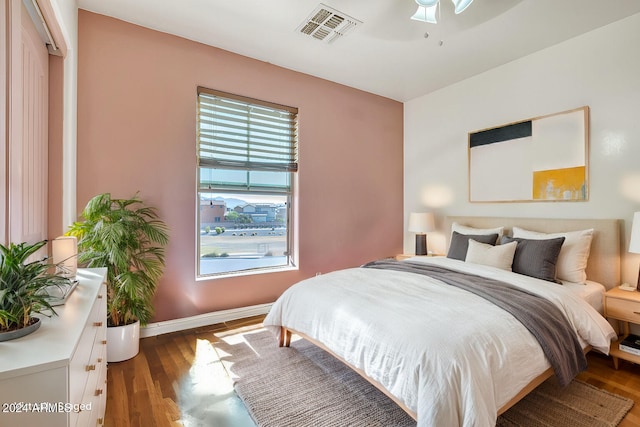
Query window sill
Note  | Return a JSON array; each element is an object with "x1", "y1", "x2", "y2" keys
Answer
[{"x1": 196, "y1": 264, "x2": 298, "y2": 281}]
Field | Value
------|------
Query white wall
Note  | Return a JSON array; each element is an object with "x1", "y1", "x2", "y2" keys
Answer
[{"x1": 404, "y1": 12, "x2": 640, "y2": 284}]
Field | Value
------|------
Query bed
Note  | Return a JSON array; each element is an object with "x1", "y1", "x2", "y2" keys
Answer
[{"x1": 263, "y1": 217, "x2": 620, "y2": 427}]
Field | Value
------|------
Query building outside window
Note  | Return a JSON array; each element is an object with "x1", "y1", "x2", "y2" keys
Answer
[{"x1": 196, "y1": 87, "x2": 298, "y2": 277}]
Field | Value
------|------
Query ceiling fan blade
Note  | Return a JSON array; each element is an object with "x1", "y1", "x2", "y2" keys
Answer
[
  {"x1": 411, "y1": 4, "x2": 438, "y2": 23},
  {"x1": 452, "y1": 0, "x2": 475, "y2": 14}
]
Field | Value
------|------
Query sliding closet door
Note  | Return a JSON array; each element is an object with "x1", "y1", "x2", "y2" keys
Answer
[
  {"x1": 4, "y1": 1, "x2": 49, "y2": 245},
  {"x1": 0, "y1": 2, "x2": 11, "y2": 244}
]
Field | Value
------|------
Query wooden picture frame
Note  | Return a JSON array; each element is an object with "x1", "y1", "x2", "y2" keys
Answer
[{"x1": 468, "y1": 106, "x2": 589, "y2": 203}]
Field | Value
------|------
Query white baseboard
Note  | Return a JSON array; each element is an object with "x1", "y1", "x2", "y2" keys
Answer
[{"x1": 140, "y1": 303, "x2": 273, "y2": 338}]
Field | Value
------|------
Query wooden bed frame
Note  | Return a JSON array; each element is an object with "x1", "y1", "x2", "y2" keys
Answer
[{"x1": 278, "y1": 216, "x2": 621, "y2": 422}]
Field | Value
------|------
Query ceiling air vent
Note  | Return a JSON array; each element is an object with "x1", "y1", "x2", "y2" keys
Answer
[{"x1": 297, "y1": 3, "x2": 362, "y2": 44}]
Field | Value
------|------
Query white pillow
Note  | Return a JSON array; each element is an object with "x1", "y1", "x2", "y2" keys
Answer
[
  {"x1": 465, "y1": 239, "x2": 517, "y2": 271},
  {"x1": 451, "y1": 222, "x2": 504, "y2": 243},
  {"x1": 512, "y1": 226, "x2": 594, "y2": 283}
]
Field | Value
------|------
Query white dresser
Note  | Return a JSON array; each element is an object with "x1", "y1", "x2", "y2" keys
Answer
[{"x1": 0, "y1": 268, "x2": 108, "y2": 427}]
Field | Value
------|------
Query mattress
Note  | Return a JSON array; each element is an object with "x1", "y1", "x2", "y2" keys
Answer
[{"x1": 562, "y1": 280, "x2": 606, "y2": 313}]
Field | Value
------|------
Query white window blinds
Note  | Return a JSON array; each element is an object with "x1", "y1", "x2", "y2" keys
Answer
[{"x1": 197, "y1": 87, "x2": 298, "y2": 172}]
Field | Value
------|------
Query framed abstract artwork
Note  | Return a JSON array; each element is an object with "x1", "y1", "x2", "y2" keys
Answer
[{"x1": 468, "y1": 106, "x2": 589, "y2": 203}]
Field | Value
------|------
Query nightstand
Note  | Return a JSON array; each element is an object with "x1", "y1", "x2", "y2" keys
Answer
[{"x1": 603, "y1": 287, "x2": 640, "y2": 369}]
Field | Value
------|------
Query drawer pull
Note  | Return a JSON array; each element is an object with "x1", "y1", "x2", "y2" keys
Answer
[
  {"x1": 101, "y1": 340, "x2": 107, "y2": 345},
  {"x1": 98, "y1": 294, "x2": 103, "y2": 299},
  {"x1": 86, "y1": 364, "x2": 96, "y2": 371},
  {"x1": 93, "y1": 321, "x2": 103, "y2": 327},
  {"x1": 95, "y1": 388, "x2": 103, "y2": 396},
  {"x1": 98, "y1": 418, "x2": 104, "y2": 425},
  {"x1": 97, "y1": 358, "x2": 103, "y2": 363}
]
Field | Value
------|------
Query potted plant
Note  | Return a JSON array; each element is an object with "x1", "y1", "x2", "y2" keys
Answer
[
  {"x1": 0, "y1": 240, "x2": 71, "y2": 341},
  {"x1": 67, "y1": 193, "x2": 169, "y2": 362}
]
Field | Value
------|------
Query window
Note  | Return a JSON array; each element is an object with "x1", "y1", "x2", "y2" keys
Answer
[{"x1": 196, "y1": 87, "x2": 298, "y2": 277}]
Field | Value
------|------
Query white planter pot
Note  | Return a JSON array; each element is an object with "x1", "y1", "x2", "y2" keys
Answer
[{"x1": 107, "y1": 321, "x2": 140, "y2": 362}]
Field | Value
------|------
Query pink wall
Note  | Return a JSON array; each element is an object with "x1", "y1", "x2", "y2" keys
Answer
[{"x1": 77, "y1": 11, "x2": 404, "y2": 322}]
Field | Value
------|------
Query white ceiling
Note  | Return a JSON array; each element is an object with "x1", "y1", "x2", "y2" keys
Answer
[{"x1": 77, "y1": 0, "x2": 640, "y2": 102}]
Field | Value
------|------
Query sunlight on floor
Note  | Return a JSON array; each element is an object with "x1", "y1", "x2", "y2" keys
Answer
[
  {"x1": 192, "y1": 338, "x2": 235, "y2": 395},
  {"x1": 176, "y1": 337, "x2": 256, "y2": 427},
  {"x1": 221, "y1": 330, "x2": 264, "y2": 354}
]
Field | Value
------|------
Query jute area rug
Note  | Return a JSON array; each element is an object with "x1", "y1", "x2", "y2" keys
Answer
[{"x1": 212, "y1": 327, "x2": 633, "y2": 427}]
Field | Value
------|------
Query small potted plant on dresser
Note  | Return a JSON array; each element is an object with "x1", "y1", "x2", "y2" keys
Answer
[
  {"x1": 0, "y1": 240, "x2": 71, "y2": 341},
  {"x1": 67, "y1": 193, "x2": 169, "y2": 362}
]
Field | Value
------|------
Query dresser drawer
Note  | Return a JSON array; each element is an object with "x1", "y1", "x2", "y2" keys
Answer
[
  {"x1": 77, "y1": 355, "x2": 106, "y2": 427},
  {"x1": 96, "y1": 354, "x2": 108, "y2": 425},
  {"x1": 69, "y1": 319, "x2": 99, "y2": 405},
  {"x1": 69, "y1": 282, "x2": 107, "y2": 407},
  {"x1": 605, "y1": 297, "x2": 640, "y2": 322}
]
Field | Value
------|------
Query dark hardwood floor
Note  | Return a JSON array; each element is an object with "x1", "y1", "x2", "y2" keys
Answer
[
  {"x1": 105, "y1": 315, "x2": 264, "y2": 427},
  {"x1": 105, "y1": 315, "x2": 640, "y2": 426},
  {"x1": 577, "y1": 352, "x2": 640, "y2": 427}
]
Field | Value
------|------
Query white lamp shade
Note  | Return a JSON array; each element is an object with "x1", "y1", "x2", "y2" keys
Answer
[
  {"x1": 408, "y1": 212, "x2": 436, "y2": 233},
  {"x1": 630, "y1": 212, "x2": 640, "y2": 254},
  {"x1": 52, "y1": 236, "x2": 77, "y2": 277}
]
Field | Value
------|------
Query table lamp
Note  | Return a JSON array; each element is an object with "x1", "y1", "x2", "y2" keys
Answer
[
  {"x1": 408, "y1": 212, "x2": 435, "y2": 256},
  {"x1": 52, "y1": 236, "x2": 78, "y2": 278}
]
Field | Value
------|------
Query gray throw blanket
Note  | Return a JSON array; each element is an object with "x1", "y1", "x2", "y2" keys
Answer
[{"x1": 362, "y1": 259, "x2": 587, "y2": 386}]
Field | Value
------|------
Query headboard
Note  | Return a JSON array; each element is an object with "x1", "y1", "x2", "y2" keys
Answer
[{"x1": 444, "y1": 216, "x2": 621, "y2": 289}]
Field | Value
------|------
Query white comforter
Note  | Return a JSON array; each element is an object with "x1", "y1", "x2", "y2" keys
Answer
[{"x1": 263, "y1": 257, "x2": 616, "y2": 427}]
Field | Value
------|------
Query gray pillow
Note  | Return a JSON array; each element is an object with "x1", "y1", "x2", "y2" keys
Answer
[
  {"x1": 447, "y1": 231, "x2": 499, "y2": 261},
  {"x1": 500, "y1": 236, "x2": 566, "y2": 283}
]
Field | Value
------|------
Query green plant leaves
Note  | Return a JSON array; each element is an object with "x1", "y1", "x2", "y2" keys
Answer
[
  {"x1": 0, "y1": 240, "x2": 70, "y2": 332},
  {"x1": 67, "y1": 193, "x2": 169, "y2": 327}
]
